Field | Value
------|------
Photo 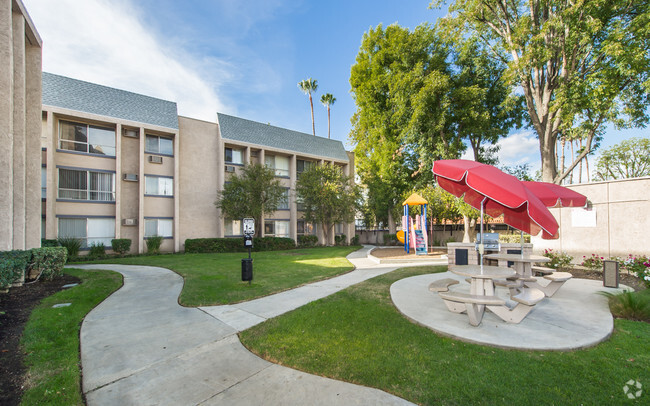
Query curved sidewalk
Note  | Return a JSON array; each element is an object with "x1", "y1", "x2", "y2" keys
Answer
[{"x1": 74, "y1": 246, "x2": 442, "y2": 405}]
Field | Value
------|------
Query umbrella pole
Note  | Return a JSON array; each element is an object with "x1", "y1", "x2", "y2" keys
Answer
[
  {"x1": 478, "y1": 197, "x2": 480, "y2": 273},
  {"x1": 520, "y1": 230, "x2": 524, "y2": 257}
]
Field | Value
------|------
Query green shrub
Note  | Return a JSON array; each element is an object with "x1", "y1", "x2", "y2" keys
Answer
[
  {"x1": 543, "y1": 249, "x2": 574, "y2": 271},
  {"x1": 29, "y1": 247, "x2": 67, "y2": 280},
  {"x1": 0, "y1": 250, "x2": 31, "y2": 288},
  {"x1": 88, "y1": 242, "x2": 106, "y2": 258},
  {"x1": 40, "y1": 239, "x2": 60, "y2": 247},
  {"x1": 383, "y1": 233, "x2": 398, "y2": 246},
  {"x1": 600, "y1": 291, "x2": 650, "y2": 322},
  {"x1": 58, "y1": 237, "x2": 82, "y2": 257},
  {"x1": 146, "y1": 235, "x2": 164, "y2": 254},
  {"x1": 623, "y1": 255, "x2": 650, "y2": 288},
  {"x1": 499, "y1": 234, "x2": 530, "y2": 243},
  {"x1": 350, "y1": 235, "x2": 360, "y2": 246},
  {"x1": 335, "y1": 234, "x2": 347, "y2": 246},
  {"x1": 298, "y1": 235, "x2": 319, "y2": 248},
  {"x1": 184, "y1": 237, "x2": 295, "y2": 253},
  {"x1": 111, "y1": 238, "x2": 132, "y2": 255}
]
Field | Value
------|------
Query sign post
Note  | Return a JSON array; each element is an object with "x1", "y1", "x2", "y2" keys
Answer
[{"x1": 242, "y1": 218, "x2": 255, "y2": 283}]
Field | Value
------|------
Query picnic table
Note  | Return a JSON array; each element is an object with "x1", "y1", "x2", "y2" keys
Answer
[{"x1": 484, "y1": 253, "x2": 550, "y2": 279}]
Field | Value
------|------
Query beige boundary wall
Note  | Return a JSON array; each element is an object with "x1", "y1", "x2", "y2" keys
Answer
[
  {"x1": 531, "y1": 176, "x2": 650, "y2": 261},
  {"x1": 0, "y1": 0, "x2": 42, "y2": 251}
]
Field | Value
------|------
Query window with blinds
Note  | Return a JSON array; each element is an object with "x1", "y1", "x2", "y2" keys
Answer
[{"x1": 58, "y1": 168, "x2": 115, "y2": 201}]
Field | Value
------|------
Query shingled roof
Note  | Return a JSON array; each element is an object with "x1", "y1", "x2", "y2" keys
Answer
[
  {"x1": 217, "y1": 113, "x2": 349, "y2": 161},
  {"x1": 42, "y1": 72, "x2": 178, "y2": 130}
]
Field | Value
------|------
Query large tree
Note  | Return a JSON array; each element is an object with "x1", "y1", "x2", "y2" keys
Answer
[
  {"x1": 214, "y1": 164, "x2": 286, "y2": 237},
  {"x1": 298, "y1": 78, "x2": 318, "y2": 136},
  {"x1": 434, "y1": 0, "x2": 650, "y2": 183},
  {"x1": 296, "y1": 163, "x2": 360, "y2": 245},
  {"x1": 350, "y1": 23, "x2": 521, "y2": 229},
  {"x1": 594, "y1": 137, "x2": 650, "y2": 180}
]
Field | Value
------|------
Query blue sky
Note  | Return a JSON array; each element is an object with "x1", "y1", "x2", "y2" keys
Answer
[{"x1": 24, "y1": 0, "x2": 642, "y2": 178}]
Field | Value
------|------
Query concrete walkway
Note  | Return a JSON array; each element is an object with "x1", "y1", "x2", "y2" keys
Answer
[{"x1": 75, "y1": 246, "x2": 442, "y2": 405}]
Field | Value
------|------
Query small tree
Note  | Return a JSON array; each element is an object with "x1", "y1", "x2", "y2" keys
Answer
[
  {"x1": 594, "y1": 138, "x2": 650, "y2": 181},
  {"x1": 215, "y1": 164, "x2": 285, "y2": 237},
  {"x1": 296, "y1": 163, "x2": 360, "y2": 245}
]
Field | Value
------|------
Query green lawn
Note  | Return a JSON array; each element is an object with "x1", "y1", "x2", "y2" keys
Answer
[
  {"x1": 84, "y1": 246, "x2": 359, "y2": 306},
  {"x1": 241, "y1": 265, "x2": 650, "y2": 405},
  {"x1": 20, "y1": 268, "x2": 122, "y2": 406}
]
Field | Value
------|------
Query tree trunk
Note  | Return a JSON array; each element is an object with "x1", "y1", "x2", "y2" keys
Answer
[
  {"x1": 569, "y1": 140, "x2": 574, "y2": 184},
  {"x1": 309, "y1": 93, "x2": 315, "y2": 136},
  {"x1": 327, "y1": 105, "x2": 331, "y2": 139},
  {"x1": 578, "y1": 139, "x2": 583, "y2": 183},
  {"x1": 388, "y1": 210, "x2": 396, "y2": 234}
]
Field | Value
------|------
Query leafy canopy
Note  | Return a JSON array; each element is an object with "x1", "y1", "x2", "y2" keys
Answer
[
  {"x1": 594, "y1": 137, "x2": 650, "y2": 181},
  {"x1": 296, "y1": 164, "x2": 360, "y2": 244},
  {"x1": 214, "y1": 164, "x2": 285, "y2": 237}
]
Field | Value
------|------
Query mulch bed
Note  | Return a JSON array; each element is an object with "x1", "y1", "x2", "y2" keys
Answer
[{"x1": 0, "y1": 274, "x2": 80, "y2": 406}]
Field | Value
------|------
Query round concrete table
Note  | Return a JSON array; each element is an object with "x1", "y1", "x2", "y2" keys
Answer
[{"x1": 484, "y1": 253, "x2": 550, "y2": 278}]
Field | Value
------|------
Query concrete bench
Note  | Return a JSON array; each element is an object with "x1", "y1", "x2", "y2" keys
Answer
[
  {"x1": 531, "y1": 266, "x2": 554, "y2": 275},
  {"x1": 438, "y1": 291, "x2": 506, "y2": 326},
  {"x1": 428, "y1": 278, "x2": 459, "y2": 293},
  {"x1": 525, "y1": 272, "x2": 573, "y2": 297},
  {"x1": 488, "y1": 288, "x2": 546, "y2": 324}
]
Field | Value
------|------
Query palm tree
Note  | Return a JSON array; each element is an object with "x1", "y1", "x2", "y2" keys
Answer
[
  {"x1": 298, "y1": 78, "x2": 318, "y2": 136},
  {"x1": 320, "y1": 93, "x2": 336, "y2": 139}
]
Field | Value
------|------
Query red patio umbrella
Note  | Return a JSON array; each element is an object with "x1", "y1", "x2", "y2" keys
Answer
[
  {"x1": 432, "y1": 159, "x2": 559, "y2": 239},
  {"x1": 522, "y1": 181, "x2": 587, "y2": 208}
]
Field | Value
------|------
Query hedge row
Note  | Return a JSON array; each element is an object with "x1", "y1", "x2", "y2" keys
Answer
[
  {"x1": 0, "y1": 247, "x2": 68, "y2": 288},
  {"x1": 185, "y1": 237, "x2": 296, "y2": 253}
]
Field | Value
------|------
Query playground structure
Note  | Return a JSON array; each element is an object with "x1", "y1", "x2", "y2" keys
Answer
[{"x1": 397, "y1": 193, "x2": 428, "y2": 255}]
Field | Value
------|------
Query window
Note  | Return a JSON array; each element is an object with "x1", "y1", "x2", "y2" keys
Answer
[
  {"x1": 278, "y1": 189, "x2": 289, "y2": 210},
  {"x1": 145, "y1": 176, "x2": 173, "y2": 196},
  {"x1": 145, "y1": 218, "x2": 173, "y2": 237},
  {"x1": 335, "y1": 223, "x2": 346, "y2": 235},
  {"x1": 58, "y1": 168, "x2": 115, "y2": 201},
  {"x1": 296, "y1": 192, "x2": 306, "y2": 211},
  {"x1": 41, "y1": 167, "x2": 47, "y2": 199},
  {"x1": 265, "y1": 155, "x2": 289, "y2": 177},
  {"x1": 58, "y1": 217, "x2": 115, "y2": 248},
  {"x1": 264, "y1": 220, "x2": 290, "y2": 237},
  {"x1": 297, "y1": 220, "x2": 315, "y2": 235},
  {"x1": 225, "y1": 147, "x2": 243, "y2": 164},
  {"x1": 297, "y1": 159, "x2": 314, "y2": 175},
  {"x1": 59, "y1": 120, "x2": 115, "y2": 156},
  {"x1": 224, "y1": 219, "x2": 242, "y2": 236},
  {"x1": 145, "y1": 135, "x2": 173, "y2": 155}
]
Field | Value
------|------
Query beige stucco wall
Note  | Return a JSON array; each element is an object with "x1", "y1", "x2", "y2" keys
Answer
[
  {"x1": 177, "y1": 116, "x2": 221, "y2": 248},
  {"x1": 0, "y1": 0, "x2": 41, "y2": 251},
  {"x1": 531, "y1": 177, "x2": 650, "y2": 260}
]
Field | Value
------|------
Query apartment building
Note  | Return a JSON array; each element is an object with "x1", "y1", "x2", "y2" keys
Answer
[
  {"x1": 1, "y1": 0, "x2": 42, "y2": 251},
  {"x1": 41, "y1": 73, "x2": 354, "y2": 253}
]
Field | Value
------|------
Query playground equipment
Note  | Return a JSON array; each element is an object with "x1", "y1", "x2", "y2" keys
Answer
[{"x1": 401, "y1": 193, "x2": 428, "y2": 255}]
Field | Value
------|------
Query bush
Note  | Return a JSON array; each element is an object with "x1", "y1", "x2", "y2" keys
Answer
[
  {"x1": 111, "y1": 238, "x2": 132, "y2": 255},
  {"x1": 600, "y1": 291, "x2": 650, "y2": 322},
  {"x1": 499, "y1": 234, "x2": 530, "y2": 243},
  {"x1": 383, "y1": 234, "x2": 398, "y2": 246},
  {"x1": 623, "y1": 255, "x2": 650, "y2": 288},
  {"x1": 581, "y1": 254, "x2": 604, "y2": 271},
  {"x1": 41, "y1": 239, "x2": 60, "y2": 247},
  {"x1": 28, "y1": 247, "x2": 67, "y2": 280},
  {"x1": 350, "y1": 235, "x2": 360, "y2": 246},
  {"x1": 543, "y1": 249, "x2": 574, "y2": 271},
  {"x1": 58, "y1": 237, "x2": 82, "y2": 257},
  {"x1": 146, "y1": 235, "x2": 164, "y2": 254},
  {"x1": 88, "y1": 242, "x2": 106, "y2": 259},
  {"x1": 298, "y1": 235, "x2": 319, "y2": 248},
  {"x1": 184, "y1": 237, "x2": 296, "y2": 253},
  {"x1": 0, "y1": 250, "x2": 31, "y2": 288},
  {"x1": 335, "y1": 234, "x2": 347, "y2": 246}
]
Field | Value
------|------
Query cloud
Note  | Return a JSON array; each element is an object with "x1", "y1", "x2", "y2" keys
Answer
[
  {"x1": 496, "y1": 130, "x2": 540, "y2": 168},
  {"x1": 23, "y1": 0, "x2": 229, "y2": 121}
]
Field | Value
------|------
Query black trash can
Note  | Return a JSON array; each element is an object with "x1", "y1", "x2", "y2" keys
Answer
[{"x1": 242, "y1": 258, "x2": 253, "y2": 282}]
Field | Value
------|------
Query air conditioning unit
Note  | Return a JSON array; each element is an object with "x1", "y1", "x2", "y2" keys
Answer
[
  {"x1": 225, "y1": 165, "x2": 236, "y2": 173},
  {"x1": 122, "y1": 218, "x2": 138, "y2": 226},
  {"x1": 148, "y1": 155, "x2": 163, "y2": 164},
  {"x1": 123, "y1": 173, "x2": 138, "y2": 182},
  {"x1": 123, "y1": 128, "x2": 139, "y2": 138}
]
